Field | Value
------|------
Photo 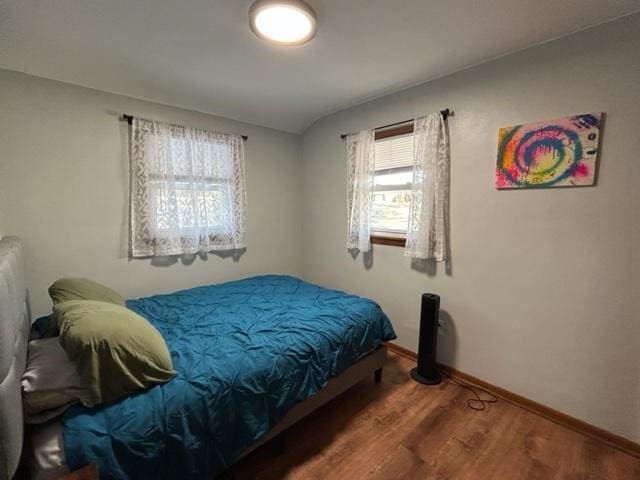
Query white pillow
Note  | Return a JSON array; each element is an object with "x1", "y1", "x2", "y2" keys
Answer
[{"x1": 21, "y1": 337, "x2": 92, "y2": 424}]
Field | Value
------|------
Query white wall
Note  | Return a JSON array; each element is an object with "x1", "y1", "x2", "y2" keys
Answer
[
  {"x1": 0, "y1": 69, "x2": 303, "y2": 317},
  {"x1": 300, "y1": 14, "x2": 640, "y2": 442}
]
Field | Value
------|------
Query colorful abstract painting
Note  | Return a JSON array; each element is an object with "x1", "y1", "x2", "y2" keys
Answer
[{"x1": 496, "y1": 113, "x2": 602, "y2": 189}]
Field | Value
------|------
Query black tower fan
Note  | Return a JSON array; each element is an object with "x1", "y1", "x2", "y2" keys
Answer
[{"x1": 410, "y1": 293, "x2": 442, "y2": 385}]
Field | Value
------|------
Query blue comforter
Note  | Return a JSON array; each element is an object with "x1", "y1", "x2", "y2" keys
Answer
[{"x1": 62, "y1": 275, "x2": 396, "y2": 479}]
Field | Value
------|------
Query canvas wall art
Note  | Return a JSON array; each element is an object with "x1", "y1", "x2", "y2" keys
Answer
[{"x1": 495, "y1": 113, "x2": 602, "y2": 189}]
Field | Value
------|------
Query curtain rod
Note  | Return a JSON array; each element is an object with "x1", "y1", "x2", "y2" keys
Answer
[
  {"x1": 339, "y1": 108, "x2": 451, "y2": 140},
  {"x1": 120, "y1": 114, "x2": 248, "y2": 141}
]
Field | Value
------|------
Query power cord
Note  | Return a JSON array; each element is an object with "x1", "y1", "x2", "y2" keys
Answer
[{"x1": 440, "y1": 370, "x2": 498, "y2": 411}]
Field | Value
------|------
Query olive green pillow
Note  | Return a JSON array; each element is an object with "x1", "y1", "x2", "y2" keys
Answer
[
  {"x1": 49, "y1": 278, "x2": 125, "y2": 306},
  {"x1": 55, "y1": 300, "x2": 175, "y2": 405}
]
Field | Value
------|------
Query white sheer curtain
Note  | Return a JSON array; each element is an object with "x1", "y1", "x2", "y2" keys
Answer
[
  {"x1": 130, "y1": 117, "x2": 247, "y2": 257},
  {"x1": 346, "y1": 129, "x2": 375, "y2": 252},
  {"x1": 405, "y1": 113, "x2": 450, "y2": 260}
]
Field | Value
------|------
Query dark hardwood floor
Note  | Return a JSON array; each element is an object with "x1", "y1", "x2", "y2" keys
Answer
[{"x1": 224, "y1": 352, "x2": 640, "y2": 479}]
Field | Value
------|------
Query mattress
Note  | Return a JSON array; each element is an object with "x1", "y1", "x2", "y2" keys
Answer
[{"x1": 57, "y1": 275, "x2": 395, "y2": 479}]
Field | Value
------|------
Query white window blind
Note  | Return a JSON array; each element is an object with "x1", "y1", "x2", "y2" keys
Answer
[{"x1": 374, "y1": 133, "x2": 414, "y2": 171}]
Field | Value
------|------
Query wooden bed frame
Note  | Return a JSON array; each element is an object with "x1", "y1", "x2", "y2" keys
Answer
[{"x1": 0, "y1": 236, "x2": 387, "y2": 479}]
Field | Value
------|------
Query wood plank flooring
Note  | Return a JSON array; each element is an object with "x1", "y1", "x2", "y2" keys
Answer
[{"x1": 224, "y1": 352, "x2": 640, "y2": 480}]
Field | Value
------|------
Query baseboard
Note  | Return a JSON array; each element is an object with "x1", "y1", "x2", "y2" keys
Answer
[
  {"x1": 386, "y1": 342, "x2": 640, "y2": 458},
  {"x1": 387, "y1": 342, "x2": 419, "y2": 362}
]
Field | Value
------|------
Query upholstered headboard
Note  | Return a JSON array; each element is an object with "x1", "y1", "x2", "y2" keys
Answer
[{"x1": 0, "y1": 237, "x2": 30, "y2": 480}]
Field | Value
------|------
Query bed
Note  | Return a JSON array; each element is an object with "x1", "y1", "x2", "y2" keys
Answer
[{"x1": 0, "y1": 236, "x2": 396, "y2": 479}]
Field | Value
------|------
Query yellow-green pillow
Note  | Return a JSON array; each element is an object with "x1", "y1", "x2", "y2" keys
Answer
[
  {"x1": 49, "y1": 278, "x2": 125, "y2": 306},
  {"x1": 55, "y1": 300, "x2": 175, "y2": 405}
]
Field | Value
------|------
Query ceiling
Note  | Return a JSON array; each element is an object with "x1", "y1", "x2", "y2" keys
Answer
[{"x1": 1, "y1": 1, "x2": 638, "y2": 133}]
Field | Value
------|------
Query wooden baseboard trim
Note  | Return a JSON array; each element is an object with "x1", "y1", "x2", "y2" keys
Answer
[
  {"x1": 386, "y1": 342, "x2": 640, "y2": 458},
  {"x1": 387, "y1": 342, "x2": 418, "y2": 361}
]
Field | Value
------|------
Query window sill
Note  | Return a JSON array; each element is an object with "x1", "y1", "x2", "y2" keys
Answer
[{"x1": 371, "y1": 234, "x2": 406, "y2": 247}]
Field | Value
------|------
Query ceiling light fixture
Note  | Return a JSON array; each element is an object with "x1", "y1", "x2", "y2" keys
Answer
[{"x1": 249, "y1": 0, "x2": 317, "y2": 46}]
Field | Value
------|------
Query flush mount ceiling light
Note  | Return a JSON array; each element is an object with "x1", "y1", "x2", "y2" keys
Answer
[{"x1": 249, "y1": 0, "x2": 317, "y2": 46}]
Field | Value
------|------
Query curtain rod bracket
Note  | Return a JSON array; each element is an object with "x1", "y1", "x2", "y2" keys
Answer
[
  {"x1": 119, "y1": 114, "x2": 248, "y2": 141},
  {"x1": 340, "y1": 109, "x2": 452, "y2": 140}
]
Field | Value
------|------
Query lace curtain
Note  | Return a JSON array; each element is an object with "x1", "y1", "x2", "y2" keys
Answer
[
  {"x1": 130, "y1": 117, "x2": 247, "y2": 257},
  {"x1": 346, "y1": 129, "x2": 375, "y2": 252},
  {"x1": 405, "y1": 113, "x2": 450, "y2": 260}
]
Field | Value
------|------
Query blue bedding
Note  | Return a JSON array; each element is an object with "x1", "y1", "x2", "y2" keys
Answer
[{"x1": 61, "y1": 275, "x2": 396, "y2": 479}]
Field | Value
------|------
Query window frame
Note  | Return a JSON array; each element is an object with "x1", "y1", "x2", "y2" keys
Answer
[{"x1": 371, "y1": 123, "x2": 414, "y2": 247}]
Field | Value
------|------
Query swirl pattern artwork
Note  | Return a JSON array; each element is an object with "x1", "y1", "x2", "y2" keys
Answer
[{"x1": 496, "y1": 113, "x2": 602, "y2": 189}]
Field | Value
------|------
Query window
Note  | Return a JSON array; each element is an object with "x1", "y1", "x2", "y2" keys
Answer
[
  {"x1": 130, "y1": 117, "x2": 247, "y2": 257},
  {"x1": 345, "y1": 112, "x2": 449, "y2": 257},
  {"x1": 371, "y1": 124, "x2": 414, "y2": 246}
]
